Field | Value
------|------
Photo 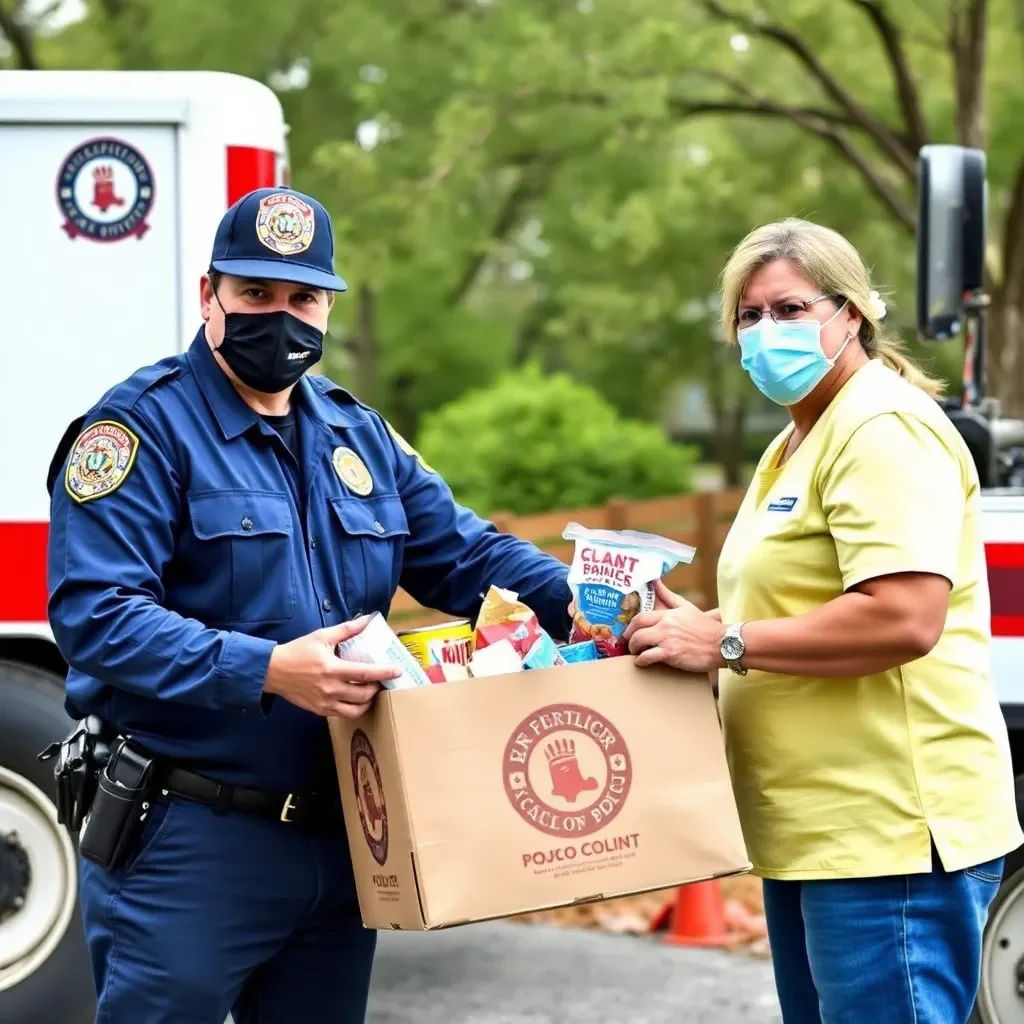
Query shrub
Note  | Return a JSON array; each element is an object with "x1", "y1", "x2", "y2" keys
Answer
[{"x1": 415, "y1": 365, "x2": 699, "y2": 516}]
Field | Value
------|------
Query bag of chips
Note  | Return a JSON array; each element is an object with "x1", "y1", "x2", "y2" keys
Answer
[{"x1": 563, "y1": 522, "x2": 696, "y2": 658}]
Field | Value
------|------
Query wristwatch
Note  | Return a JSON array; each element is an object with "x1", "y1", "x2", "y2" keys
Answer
[{"x1": 720, "y1": 623, "x2": 747, "y2": 676}]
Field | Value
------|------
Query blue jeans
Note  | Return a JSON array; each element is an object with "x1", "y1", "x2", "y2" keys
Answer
[{"x1": 762, "y1": 846, "x2": 1004, "y2": 1024}]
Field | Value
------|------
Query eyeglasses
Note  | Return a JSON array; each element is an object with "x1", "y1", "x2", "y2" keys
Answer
[{"x1": 735, "y1": 294, "x2": 837, "y2": 328}]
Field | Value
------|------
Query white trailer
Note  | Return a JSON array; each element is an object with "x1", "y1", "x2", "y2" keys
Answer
[{"x1": 0, "y1": 69, "x2": 289, "y2": 1023}]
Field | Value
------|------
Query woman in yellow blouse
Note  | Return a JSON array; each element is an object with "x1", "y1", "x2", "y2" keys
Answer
[{"x1": 624, "y1": 218, "x2": 1023, "y2": 1024}]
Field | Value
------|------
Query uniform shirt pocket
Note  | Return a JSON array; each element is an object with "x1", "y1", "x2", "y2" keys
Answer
[
  {"x1": 330, "y1": 493, "x2": 410, "y2": 614},
  {"x1": 187, "y1": 489, "x2": 297, "y2": 626}
]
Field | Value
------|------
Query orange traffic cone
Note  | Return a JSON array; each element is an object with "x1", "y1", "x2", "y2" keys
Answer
[{"x1": 650, "y1": 879, "x2": 734, "y2": 948}]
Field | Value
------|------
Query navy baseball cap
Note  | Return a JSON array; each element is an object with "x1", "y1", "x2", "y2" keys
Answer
[{"x1": 209, "y1": 187, "x2": 347, "y2": 292}]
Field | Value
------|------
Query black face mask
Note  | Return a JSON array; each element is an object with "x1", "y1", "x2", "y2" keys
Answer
[{"x1": 214, "y1": 298, "x2": 324, "y2": 394}]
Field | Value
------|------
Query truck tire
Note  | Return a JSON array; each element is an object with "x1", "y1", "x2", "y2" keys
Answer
[
  {"x1": 0, "y1": 659, "x2": 94, "y2": 1024},
  {"x1": 973, "y1": 775, "x2": 1024, "y2": 1023}
]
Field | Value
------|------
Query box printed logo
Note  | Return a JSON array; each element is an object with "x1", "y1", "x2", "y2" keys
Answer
[
  {"x1": 502, "y1": 703, "x2": 633, "y2": 838},
  {"x1": 350, "y1": 730, "x2": 388, "y2": 866}
]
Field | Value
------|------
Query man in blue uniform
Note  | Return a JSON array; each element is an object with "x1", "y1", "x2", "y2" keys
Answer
[{"x1": 46, "y1": 186, "x2": 572, "y2": 1024}]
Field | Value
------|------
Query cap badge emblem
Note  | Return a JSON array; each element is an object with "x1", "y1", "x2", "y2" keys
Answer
[{"x1": 255, "y1": 192, "x2": 315, "y2": 256}]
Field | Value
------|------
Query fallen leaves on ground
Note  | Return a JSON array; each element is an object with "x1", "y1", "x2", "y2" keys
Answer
[{"x1": 509, "y1": 874, "x2": 770, "y2": 958}]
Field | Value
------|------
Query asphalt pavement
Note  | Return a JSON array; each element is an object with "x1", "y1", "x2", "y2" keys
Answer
[{"x1": 365, "y1": 921, "x2": 782, "y2": 1024}]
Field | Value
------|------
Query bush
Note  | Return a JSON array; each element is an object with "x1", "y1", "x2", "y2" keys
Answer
[{"x1": 415, "y1": 365, "x2": 699, "y2": 516}]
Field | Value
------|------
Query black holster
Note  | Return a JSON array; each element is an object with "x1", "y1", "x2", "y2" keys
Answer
[
  {"x1": 37, "y1": 715, "x2": 115, "y2": 835},
  {"x1": 76, "y1": 736, "x2": 158, "y2": 872},
  {"x1": 38, "y1": 723, "x2": 159, "y2": 872}
]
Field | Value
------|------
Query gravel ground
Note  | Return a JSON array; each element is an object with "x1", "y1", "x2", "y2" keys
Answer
[{"x1": 365, "y1": 922, "x2": 782, "y2": 1024}]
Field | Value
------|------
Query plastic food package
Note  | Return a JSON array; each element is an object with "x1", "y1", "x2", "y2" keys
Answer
[
  {"x1": 474, "y1": 586, "x2": 546, "y2": 659},
  {"x1": 563, "y1": 523, "x2": 696, "y2": 658},
  {"x1": 522, "y1": 630, "x2": 567, "y2": 670},
  {"x1": 468, "y1": 638, "x2": 524, "y2": 678},
  {"x1": 559, "y1": 640, "x2": 601, "y2": 664},
  {"x1": 335, "y1": 613, "x2": 433, "y2": 689}
]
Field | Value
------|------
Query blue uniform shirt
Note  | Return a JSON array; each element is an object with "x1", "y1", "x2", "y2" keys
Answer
[{"x1": 47, "y1": 330, "x2": 572, "y2": 792}]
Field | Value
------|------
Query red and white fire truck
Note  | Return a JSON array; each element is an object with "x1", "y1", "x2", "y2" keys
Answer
[{"x1": 0, "y1": 72, "x2": 1022, "y2": 1024}]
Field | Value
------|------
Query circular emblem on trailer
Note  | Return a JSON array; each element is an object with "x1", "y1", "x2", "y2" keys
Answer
[
  {"x1": 351, "y1": 730, "x2": 389, "y2": 866},
  {"x1": 56, "y1": 137, "x2": 155, "y2": 243},
  {"x1": 502, "y1": 703, "x2": 633, "y2": 838},
  {"x1": 255, "y1": 192, "x2": 315, "y2": 255}
]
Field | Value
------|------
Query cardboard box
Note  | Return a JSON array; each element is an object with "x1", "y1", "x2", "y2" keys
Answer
[{"x1": 328, "y1": 656, "x2": 751, "y2": 930}]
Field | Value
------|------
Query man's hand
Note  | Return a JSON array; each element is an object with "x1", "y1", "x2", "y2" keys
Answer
[
  {"x1": 623, "y1": 581, "x2": 725, "y2": 673},
  {"x1": 263, "y1": 617, "x2": 401, "y2": 719}
]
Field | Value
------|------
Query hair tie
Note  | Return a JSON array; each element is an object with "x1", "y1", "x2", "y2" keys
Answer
[{"x1": 868, "y1": 289, "x2": 887, "y2": 321}]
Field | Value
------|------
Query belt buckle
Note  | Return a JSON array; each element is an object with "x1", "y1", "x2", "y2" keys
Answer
[{"x1": 280, "y1": 793, "x2": 298, "y2": 823}]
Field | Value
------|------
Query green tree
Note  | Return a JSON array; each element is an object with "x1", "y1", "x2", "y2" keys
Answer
[
  {"x1": 668, "y1": 0, "x2": 1024, "y2": 414},
  {"x1": 416, "y1": 365, "x2": 700, "y2": 516},
  {"x1": 3, "y1": 0, "x2": 1005, "y2": 479}
]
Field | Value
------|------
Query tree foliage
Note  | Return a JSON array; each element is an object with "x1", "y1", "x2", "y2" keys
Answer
[
  {"x1": 2, "y1": 0, "x2": 1022, "y2": 481},
  {"x1": 416, "y1": 365, "x2": 700, "y2": 516}
]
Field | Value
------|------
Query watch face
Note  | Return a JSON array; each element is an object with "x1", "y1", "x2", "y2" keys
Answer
[{"x1": 722, "y1": 635, "x2": 743, "y2": 660}]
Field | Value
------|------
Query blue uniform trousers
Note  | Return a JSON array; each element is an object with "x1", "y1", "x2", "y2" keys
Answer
[{"x1": 79, "y1": 797, "x2": 377, "y2": 1023}]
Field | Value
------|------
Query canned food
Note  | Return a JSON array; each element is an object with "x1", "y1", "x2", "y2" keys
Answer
[{"x1": 397, "y1": 620, "x2": 474, "y2": 668}]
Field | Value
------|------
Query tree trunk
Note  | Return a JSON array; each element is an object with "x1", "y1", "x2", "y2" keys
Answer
[
  {"x1": 711, "y1": 398, "x2": 747, "y2": 488},
  {"x1": 988, "y1": 147, "x2": 1024, "y2": 418},
  {"x1": 389, "y1": 373, "x2": 418, "y2": 443},
  {"x1": 705, "y1": 348, "x2": 749, "y2": 488},
  {"x1": 354, "y1": 283, "x2": 376, "y2": 405},
  {"x1": 950, "y1": 0, "x2": 988, "y2": 150},
  {"x1": 988, "y1": 288, "x2": 1024, "y2": 418},
  {"x1": 0, "y1": 2, "x2": 39, "y2": 69}
]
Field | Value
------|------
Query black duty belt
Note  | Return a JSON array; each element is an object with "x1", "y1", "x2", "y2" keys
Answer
[{"x1": 160, "y1": 766, "x2": 341, "y2": 829}]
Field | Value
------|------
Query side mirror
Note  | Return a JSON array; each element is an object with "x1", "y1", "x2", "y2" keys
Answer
[{"x1": 916, "y1": 144, "x2": 987, "y2": 341}]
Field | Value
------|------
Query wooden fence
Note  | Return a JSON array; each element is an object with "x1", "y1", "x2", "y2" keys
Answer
[{"x1": 387, "y1": 487, "x2": 747, "y2": 630}]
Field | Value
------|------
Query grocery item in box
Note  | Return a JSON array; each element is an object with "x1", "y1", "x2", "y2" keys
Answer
[
  {"x1": 563, "y1": 523, "x2": 695, "y2": 658},
  {"x1": 522, "y1": 631, "x2": 566, "y2": 670},
  {"x1": 474, "y1": 586, "x2": 544, "y2": 658},
  {"x1": 427, "y1": 635, "x2": 473, "y2": 667},
  {"x1": 559, "y1": 640, "x2": 600, "y2": 664},
  {"x1": 397, "y1": 620, "x2": 474, "y2": 668},
  {"x1": 425, "y1": 662, "x2": 470, "y2": 684},
  {"x1": 336, "y1": 613, "x2": 432, "y2": 690},
  {"x1": 468, "y1": 638, "x2": 523, "y2": 678}
]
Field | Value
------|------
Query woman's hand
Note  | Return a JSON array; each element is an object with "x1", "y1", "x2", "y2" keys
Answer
[{"x1": 623, "y1": 580, "x2": 725, "y2": 672}]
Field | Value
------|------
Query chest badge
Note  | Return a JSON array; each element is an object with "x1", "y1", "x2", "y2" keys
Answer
[
  {"x1": 767, "y1": 496, "x2": 798, "y2": 513},
  {"x1": 333, "y1": 446, "x2": 374, "y2": 497}
]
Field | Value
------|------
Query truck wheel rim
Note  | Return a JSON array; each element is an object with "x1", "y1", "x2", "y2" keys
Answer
[
  {"x1": 979, "y1": 866, "x2": 1024, "y2": 1022},
  {"x1": 0, "y1": 766, "x2": 78, "y2": 991}
]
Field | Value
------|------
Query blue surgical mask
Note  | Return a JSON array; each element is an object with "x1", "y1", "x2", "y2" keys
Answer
[{"x1": 737, "y1": 303, "x2": 851, "y2": 406}]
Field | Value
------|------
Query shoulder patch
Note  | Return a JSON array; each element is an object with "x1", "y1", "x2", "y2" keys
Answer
[
  {"x1": 386, "y1": 422, "x2": 435, "y2": 474},
  {"x1": 65, "y1": 420, "x2": 140, "y2": 504}
]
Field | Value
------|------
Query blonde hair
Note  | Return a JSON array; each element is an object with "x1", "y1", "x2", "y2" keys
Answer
[{"x1": 719, "y1": 218, "x2": 944, "y2": 399}]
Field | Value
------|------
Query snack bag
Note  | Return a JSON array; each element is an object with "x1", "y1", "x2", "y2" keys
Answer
[
  {"x1": 563, "y1": 522, "x2": 696, "y2": 658},
  {"x1": 559, "y1": 640, "x2": 600, "y2": 664},
  {"x1": 474, "y1": 585, "x2": 544, "y2": 659},
  {"x1": 522, "y1": 630, "x2": 567, "y2": 670}
]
